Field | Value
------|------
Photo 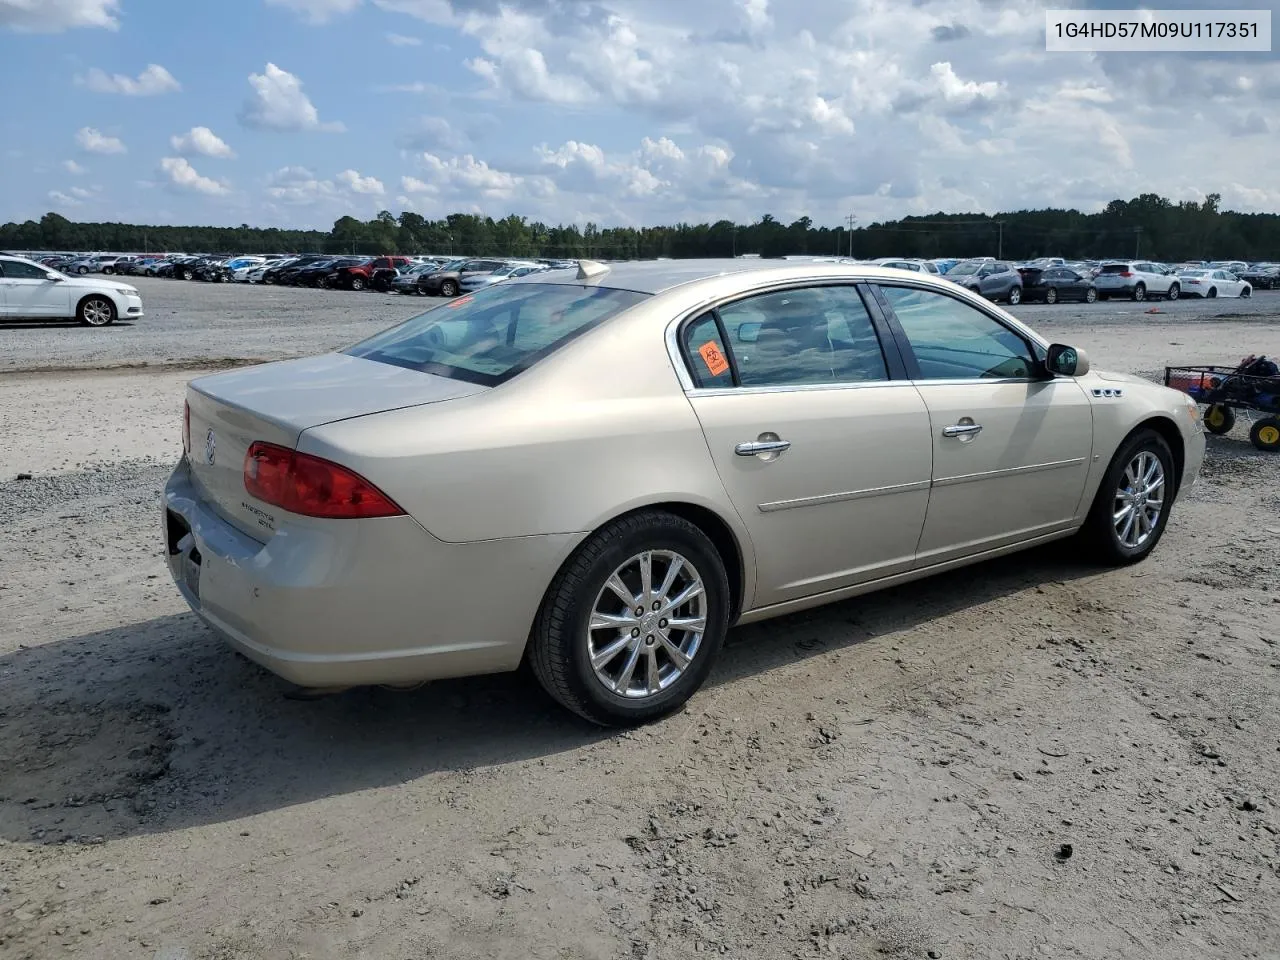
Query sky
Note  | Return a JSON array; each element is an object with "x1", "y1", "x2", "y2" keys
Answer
[{"x1": 0, "y1": 0, "x2": 1277, "y2": 230}]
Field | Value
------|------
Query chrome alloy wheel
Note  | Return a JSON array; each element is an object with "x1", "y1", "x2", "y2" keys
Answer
[
  {"x1": 588, "y1": 550, "x2": 706, "y2": 699},
  {"x1": 1113, "y1": 451, "x2": 1165, "y2": 549},
  {"x1": 82, "y1": 298, "x2": 113, "y2": 326}
]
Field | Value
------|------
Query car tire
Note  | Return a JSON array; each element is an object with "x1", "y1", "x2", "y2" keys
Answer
[
  {"x1": 1242, "y1": 286, "x2": 1252, "y2": 298},
  {"x1": 101, "y1": 267, "x2": 114, "y2": 275},
  {"x1": 1167, "y1": 283, "x2": 1180, "y2": 301},
  {"x1": 1006, "y1": 286, "x2": 1022, "y2": 305},
  {"x1": 77, "y1": 266, "x2": 89, "y2": 275},
  {"x1": 1250, "y1": 417, "x2": 1280, "y2": 452},
  {"x1": 182, "y1": 269, "x2": 194, "y2": 281},
  {"x1": 77, "y1": 295, "x2": 117, "y2": 327},
  {"x1": 1078, "y1": 428, "x2": 1175, "y2": 566},
  {"x1": 1085, "y1": 287, "x2": 1098, "y2": 303},
  {"x1": 1203, "y1": 404, "x2": 1235, "y2": 435},
  {"x1": 440, "y1": 279, "x2": 459, "y2": 297},
  {"x1": 1132, "y1": 284, "x2": 1146, "y2": 302},
  {"x1": 528, "y1": 510, "x2": 731, "y2": 727},
  {"x1": 1045, "y1": 288, "x2": 1058, "y2": 304},
  {"x1": 1207, "y1": 288, "x2": 1217, "y2": 298},
  {"x1": 350, "y1": 277, "x2": 365, "y2": 291}
]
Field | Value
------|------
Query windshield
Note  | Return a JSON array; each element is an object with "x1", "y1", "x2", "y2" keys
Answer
[
  {"x1": 346, "y1": 282, "x2": 649, "y2": 386},
  {"x1": 436, "y1": 259, "x2": 468, "y2": 272},
  {"x1": 947, "y1": 259, "x2": 987, "y2": 275}
]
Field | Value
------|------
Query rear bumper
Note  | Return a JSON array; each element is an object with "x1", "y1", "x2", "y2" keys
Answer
[{"x1": 162, "y1": 459, "x2": 580, "y2": 688}]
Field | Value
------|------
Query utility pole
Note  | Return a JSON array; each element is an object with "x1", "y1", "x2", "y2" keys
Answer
[
  {"x1": 1134, "y1": 226, "x2": 1142, "y2": 258},
  {"x1": 996, "y1": 220, "x2": 1004, "y2": 259},
  {"x1": 845, "y1": 213, "x2": 856, "y2": 258}
]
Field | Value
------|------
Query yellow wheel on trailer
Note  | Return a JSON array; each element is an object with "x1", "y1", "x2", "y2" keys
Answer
[
  {"x1": 1249, "y1": 417, "x2": 1280, "y2": 452},
  {"x1": 1204, "y1": 404, "x2": 1234, "y2": 435}
]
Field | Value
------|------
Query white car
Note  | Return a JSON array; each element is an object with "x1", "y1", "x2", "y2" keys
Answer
[
  {"x1": 1093, "y1": 261, "x2": 1180, "y2": 301},
  {"x1": 0, "y1": 254, "x2": 144, "y2": 326},
  {"x1": 1176, "y1": 269, "x2": 1252, "y2": 299},
  {"x1": 868, "y1": 258, "x2": 941, "y2": 275}
]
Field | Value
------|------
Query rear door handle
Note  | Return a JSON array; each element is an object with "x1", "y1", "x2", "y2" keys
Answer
[
  {"x1": 735, "y1": 439, "x2": 791, "y2": 457},
  {"x1": 942, "y1": 423, "x2": 983, "y2": 439}
]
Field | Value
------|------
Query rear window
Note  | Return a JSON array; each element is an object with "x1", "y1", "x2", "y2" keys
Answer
[
  {"x1": 1100, "y1": 264, "x2": 1130, "y2": 274},
  {"x1": 346, "y1": 282, "x2": 649, "y2": 386}
]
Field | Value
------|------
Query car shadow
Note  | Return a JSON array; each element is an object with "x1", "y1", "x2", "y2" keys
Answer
[
  {"x1": 0, "y1": 544, "x2": 1098, "y2": 845},
  {"x1": 0, "y1": 321, "x2": 137, "y2": 329}
]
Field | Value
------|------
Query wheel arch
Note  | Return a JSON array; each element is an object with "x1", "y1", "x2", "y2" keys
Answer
[
  {"x1": 75, "y1": 291, "x2": 117, "y2": 317},
  {"x1": 569, "y1": 501, "x2": 750, "y2": 625},
  {"x1": 1129, "y1": 415, "x2": 1186, "y2": 496}
]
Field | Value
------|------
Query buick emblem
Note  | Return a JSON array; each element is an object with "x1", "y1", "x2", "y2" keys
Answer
[{"x1": 204, "y1": 428, "x2": 217, "y2": 466}]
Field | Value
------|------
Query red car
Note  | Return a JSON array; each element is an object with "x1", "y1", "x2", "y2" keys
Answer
[{"x1": 327, "y1": 256, "x2": 412, "y2": 291}]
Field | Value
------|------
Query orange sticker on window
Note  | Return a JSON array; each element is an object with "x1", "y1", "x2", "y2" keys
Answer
[
  {"x1": 698, "y1": 341, "x2": 730, "y2": 377},
  {"x1": 447, "y1": 295, "x2": 474, "y2": 308}
]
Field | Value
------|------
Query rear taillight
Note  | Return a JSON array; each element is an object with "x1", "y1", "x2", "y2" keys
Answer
[
  {"x1": 243, "y1": 442, "x2": 404, "y2": 519},
  {"x1": 1120, "y1": 271, "x2": 1133, "y2": 277},
  {"x1": 182, "y1": 401, "x2": 191, "y2": 456}
]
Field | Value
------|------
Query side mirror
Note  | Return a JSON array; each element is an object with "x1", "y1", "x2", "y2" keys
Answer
[
  {"x1": 46, "y1": 272, "x2": 63, "y2": 281},
  {"x1": 1046, "y1": 343, "x2": 1090, "y2": 377},
  {"x1": 737, "y1": 321, "x2": 761, "y2": 343}
]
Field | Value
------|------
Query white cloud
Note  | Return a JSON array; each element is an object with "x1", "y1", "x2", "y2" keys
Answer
[
  {"x1": 336, "y1": 169, "x2": 385, "y2": 195},
  {"x1": 63, "y1": 159, "x2": 86, "y2": 175},
  {"x1": 416, "y1": 152, "x2": 525, "y2": 199},
  {"x1": 170, "y1": 126, "x2": 236, "y2": 159},
  {"x1": 159, "y1": 157, "x2": 230, "y2": 196},
  {"x1": 47, "y1": 190, "x2": 81, "y2": 206},
  {"x1": 0, "y1": 0, "x2": 118, "y2": 32},
  {"x1": 76, "y1": 126, "x2": 125, "y2": 154},
  {"x1": 265, "y1": 0, "x2": 361, "y2": 23},
  {"x1": 79, "y1": 63, "x2": 180, "y2": 95},
  {"x1": 265, "y1": 166, "x2": 338, "y2": 205},
  {"x1": 239, "y1": 63, "x2": 345, "y2": 133},
  {"x1": 69, "y1": 185, "x2": 96, "y2": 199},
  {"x1": 386, "y1": 32, "x2": 420, "y2": 45}
]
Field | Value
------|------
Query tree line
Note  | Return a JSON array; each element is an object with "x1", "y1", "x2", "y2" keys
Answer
[{"x1": 3, "y1": 193, "x2": 1277, "y2": 262}]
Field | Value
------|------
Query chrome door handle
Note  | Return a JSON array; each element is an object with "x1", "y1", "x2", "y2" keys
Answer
[
  {"x1": 942, "y1": 423, "x2": 983, "y2": 438},
  {"x1": 735, "y1": 439, "x2": 791, "y2": 457}
]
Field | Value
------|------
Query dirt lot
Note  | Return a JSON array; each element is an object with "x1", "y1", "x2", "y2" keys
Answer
[{"x1": 2, "y1": 279, "x2": 1279, "y2": 960}]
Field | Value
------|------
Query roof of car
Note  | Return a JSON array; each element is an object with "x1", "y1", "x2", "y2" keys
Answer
[{"x1": 509, "y1": 257, "x2": 996, "y2": 297}]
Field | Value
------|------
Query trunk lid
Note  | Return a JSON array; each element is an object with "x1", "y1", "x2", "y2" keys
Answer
[{"x1": 185, "y1": 353, "x2": 485, "y2": 540}]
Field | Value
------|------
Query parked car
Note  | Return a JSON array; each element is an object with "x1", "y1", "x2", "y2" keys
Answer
[
  {"x1": 1175, "y1": 268, "x2": 1252, "y2": 299},
  {"x1": 867, "y1": 258, "x2": 941, "y2": 275},
  {"x1": 1093, "y1": 261, "x2": 1180, "y2": 301},
  {"x1": 190, "y1": 257, "x2": 232, "y2": 282},
  {"x1": 292, "y1": 257, "x2": 365, "y2": 287},
  {"x1": 418, "y1": 258, "x2": 510, "y2": 297},
  {"x1": 158, "y1": 256, "x2": 203, "y2": 280},
  {"x1": 458, "y1": 261, "x2": 547, "y2": 291},
  {"x1": 1238, "y1": 264, "x2": 1280, "y2": 289},
  {"x1": 262, "y1": 256, "x2": 319, "y2": 284},
  {"x1": 0, "y1": 253, "x2": 144, "y2": 326},
  {"x1": 328, "y1": 256, "x2": 413, "y2": 291},
  {"x1": 1017, "y1": 265, "x2": 1098, "y2": 303},
  {"x1": 944, "y1": 259, "x2": 1023, "y2": 304},
  {"x1": 389, "y1": 262, "x2": 437, "y2": 295},
  {"x1": 164, "y1": 259, "x2": 1204, "y2": 726},
  {"x1": 266, "y1": 256, "x2": 326, "y2": 285},
  {"x1": 1209, "y1": 261, "x2": 1249, "y2": 275}
]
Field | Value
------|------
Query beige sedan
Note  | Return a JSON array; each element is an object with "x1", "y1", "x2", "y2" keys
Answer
[{"x1": 164, "y1": 260, "x2": 1205, "y2": 725}]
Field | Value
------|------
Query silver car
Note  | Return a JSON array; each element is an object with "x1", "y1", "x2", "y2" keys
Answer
[{"x1": 164, "y1": 260, "x2": 1205, "y2": 725}]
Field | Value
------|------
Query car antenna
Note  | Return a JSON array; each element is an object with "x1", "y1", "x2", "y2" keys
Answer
[{"x1": 576, "y1": 259, "x2": 610, "y2": 281}]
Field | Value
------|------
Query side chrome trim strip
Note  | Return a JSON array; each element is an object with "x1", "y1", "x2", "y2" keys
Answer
[
  {"x1": 932, "y1": 456, "x2": 1087, "y2": 488},
  {"x1": 758, "y1": 478, "x2": 931, "y2": 513}
]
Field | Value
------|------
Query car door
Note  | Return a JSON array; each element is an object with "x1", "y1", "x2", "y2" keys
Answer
[
  {"x1": 0, "y1": 258, "x2": 69, "y2": 317},
  {"x1": 680, "y1": 284, "x2": 934, "y2": 607},
  {"x1": 1217, "y1": 271, "x2": 1242, "y2": 296},
  {"x1": 873, "y1": 283, "x2": 1094, "y2": 567}
]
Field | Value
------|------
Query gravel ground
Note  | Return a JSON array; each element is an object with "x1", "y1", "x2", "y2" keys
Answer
[{"x1": 1, "y1": 280, "x2": 1279, "y2": 959}]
